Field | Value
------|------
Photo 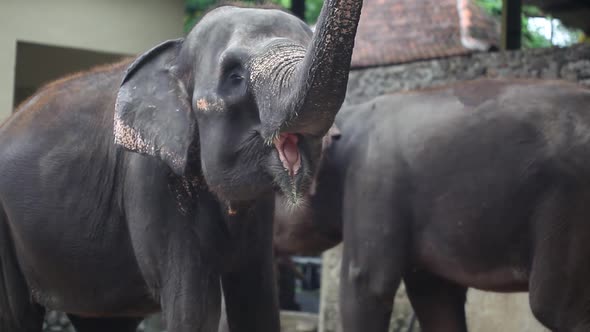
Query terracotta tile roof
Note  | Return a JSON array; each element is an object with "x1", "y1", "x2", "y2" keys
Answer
[{"x1": 350, "y1": 0, "x2": 500, "y2": 68}]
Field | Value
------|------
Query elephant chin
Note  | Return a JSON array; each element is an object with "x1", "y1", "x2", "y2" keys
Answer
[
  {"x1": 275, "y1": 188, "x2": 311, "y2": 214},
  {"x1": 269, "y1": 145, "x2": 314, "y2": 209},
  {"x1": 208, "y1": 169, "x2": 311, "y2": 207}
]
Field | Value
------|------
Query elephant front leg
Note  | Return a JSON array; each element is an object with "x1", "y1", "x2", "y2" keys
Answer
[
  {"x1": 340, "y1": 241, "x2": 401, "y2": 332},
  {"x1": 339, "y1": 170, "x2": 408, "y2": 332},
  {"x1": 404, "y1": 271, "x2": 468, "y2": 332},
  {"x1": 0, "y1": 215, "x2": 45, "y2": 332},
  {"x1": 221, "y1": 251, "x2": 280, "y2": 332},
  {"x1": 221, "y1": 198, "x2": 280, "y2": 332},
  {"x1": 160, "y1": 268, "x2": 221, "y2": 332}
]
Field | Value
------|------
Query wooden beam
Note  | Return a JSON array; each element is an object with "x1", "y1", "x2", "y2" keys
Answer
[
  {"x1": 291, "y1": 0, "x2": 306, "y2": 21},
  {"x1": 502, "y1": 0, "x2": 522, "y2": 50},
  {"x1": 542, "y1": 2, "x2": 587, "y2": 12}
]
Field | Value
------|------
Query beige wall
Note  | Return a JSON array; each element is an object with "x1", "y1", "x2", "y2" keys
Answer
[
  {"x1": 466, "y1": 291, "x2": 549, "y2": 332},
  {"x1": 0, "y1": 0, "x2": 185, "y2": 120}
]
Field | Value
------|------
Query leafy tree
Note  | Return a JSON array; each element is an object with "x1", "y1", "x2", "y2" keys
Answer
[
  {"x1": 474, "y1": 0, "x2": 580, "y2": 48},
  {"x1": 185, "y1": 0, "x2": 324, "y2": 32},
  {"x1": 185, "y1": 0, "x2": 217, "y2": 32},
  {"x1": 185, "y1": 0, "x2": 584, "y2": 46}
]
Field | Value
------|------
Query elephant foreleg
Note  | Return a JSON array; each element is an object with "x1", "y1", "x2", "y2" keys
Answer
[
  {"x1": 221, "y1": 248, "x2": 280, "y2": 332},
  {"x1": 528, "y1": 187, "x2": 590, "y2": 331},
  {"x1": 223, "y1": 264, "x2": 280, "y2": 332},
  {"x1": 160, "y1": 267, "x2": 221, "y2": 332},
  {"x1": 220, "y1": 198, "x2": 280, "y2": 332},
  {"x1": 339, "y1": 259, "x2": 399, "y2": 332},
  {"x1": 404, "y1": 271, "x2": 468, "y2": 332},
  {"x1": 0, "y1": 208, "x2": 45, "y2": 332},
  {"x1": 339, "y1": 179, "x2": 409, "y2": 331}
]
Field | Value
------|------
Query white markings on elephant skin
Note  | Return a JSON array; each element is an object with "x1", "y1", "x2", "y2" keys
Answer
[
  {"x1": 347, "y1": 260, "x2": 362, "y2": 284},
  {"x1": 113, "y1": 114, "x2": 186, "y2": 173},
  {"x1": 169, "y1": 175, "x2": 202, "y2": 216},
  {"x1": 113, "y1": 115, "x2": 151, "y2": 155},
  {"x1": 195, "y1": 97, "x2": 226, "y2": 113}
]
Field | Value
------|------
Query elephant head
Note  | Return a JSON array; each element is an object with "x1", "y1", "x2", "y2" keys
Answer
[{"x1": 114, "y1": 0, "x2": 362, "y2": 205}]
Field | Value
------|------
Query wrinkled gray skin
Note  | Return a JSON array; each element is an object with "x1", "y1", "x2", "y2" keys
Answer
[
  {"x1": 0, "y1": 1, "x2": 363, "y2": 331},
  {"x1": 274, "y1": 79, "x2": 590, "y2": 332}
]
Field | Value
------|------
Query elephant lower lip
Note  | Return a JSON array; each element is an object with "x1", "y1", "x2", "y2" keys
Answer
[{"x1": 274, "y1": 133, "x2": 301, "y2": 177}]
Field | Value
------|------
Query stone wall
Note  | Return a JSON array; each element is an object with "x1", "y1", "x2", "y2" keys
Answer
[
  {"x1": 320, "y1": 43, "x2": 590, "y2": 332},
  {"x1": 465, "y1": 292, "x2": 549, "y2": 332},
  {"x1": 344, "y1": 43, "x2": 590, "y2": 105}
]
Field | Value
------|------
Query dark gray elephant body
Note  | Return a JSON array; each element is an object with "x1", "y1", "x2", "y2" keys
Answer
[
  {"x1": 0, "y1": 2, "x2": 362, "y2": 331},
  {"x1": 274, "y1": 79, "x2": 590, "y2": 331}
]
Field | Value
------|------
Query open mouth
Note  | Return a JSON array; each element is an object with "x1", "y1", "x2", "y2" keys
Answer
[{"x1": 274, "y1": 133, "x2": 301, "y2": 177}]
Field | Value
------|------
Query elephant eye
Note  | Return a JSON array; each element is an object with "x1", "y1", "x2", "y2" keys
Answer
[{"x1": 230, "y1": 73, "x2": 244, "y2": 82}]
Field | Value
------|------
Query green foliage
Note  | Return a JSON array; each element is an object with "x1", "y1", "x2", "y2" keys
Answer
[
  {"x1": 273, "y1": 0, "x2": 291, "y2": 9},
  {"x1": 184, "y1": 0, "x2": 324, "y2": 32},
  {"x1": 185, "y1": 0, "x2": 217, "y2": 32},
  {"x1": 475, "y1": 0, "x2": 502, "y2": 16},
  {"x1": 474, "y1": 0, "x2": 552, "y2": 48},
  {"x1": 522, "y1": 24, "x2": 551, "y2": 48},
  {"x1": 521, "y1": 7, "x2": 553, "y2": 48},
  {"x1": 304, "y1": 0, "x2": 322, "y2": 24}
]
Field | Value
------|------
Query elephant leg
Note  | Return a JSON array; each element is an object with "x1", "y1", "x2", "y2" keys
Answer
[
  {"x1": 528, "y1": 188, "x2": 590, "y2": 331},
  {"x1": 221, "y1": 244, "x2": 280, "y2": 332},
  {"x1": 0, "y1": 277, "x2": 44, "y2": 332},
  {"x1": 67, "y1": 315, "x2": 141, "y2": 332},
  {"x1": 160, "y1": 268, "x2": 221, "y2": 332},
  {"x1": 0, "y1": 209, "x2": 45, "y2": 332},
  {"x1": 339, "y1": 171, "x2": 408, "y2": 332},
  {"x1": 404, "y1": 271, "x2": 468, "y2": 332},
  {"x1": 339, "y1": 255, "x2": 400, "y2": 332}
]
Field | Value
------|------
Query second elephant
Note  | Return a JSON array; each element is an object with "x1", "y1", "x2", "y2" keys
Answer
[{"x1": 274, "y1": 79, "x2": 590, "y2": 332}]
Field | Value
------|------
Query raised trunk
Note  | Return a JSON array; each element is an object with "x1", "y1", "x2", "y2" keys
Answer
[
  {"x1": 287, "y1": 0, "x2": 363, "y2": 135},
  {"x1": 256, "y1": 0, "x2": 363, "y2": 139}
]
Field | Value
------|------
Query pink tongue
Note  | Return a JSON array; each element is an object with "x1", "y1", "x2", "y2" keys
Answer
[
  {"x1": 283, "y1": 136, "x2": 299, "y2": 166},
  {"x1": 275, "y1": 134, "x2": 301, "y2": 176}
]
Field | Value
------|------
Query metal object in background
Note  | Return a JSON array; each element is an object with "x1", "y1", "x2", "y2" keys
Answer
[{"x1": 502, "y1": 0, "x2": 522, "y2": 50}]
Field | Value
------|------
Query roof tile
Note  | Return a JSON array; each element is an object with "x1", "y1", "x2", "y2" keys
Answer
[{"x1": 351, "y1": 0, "x2": 500, "y2": 68}]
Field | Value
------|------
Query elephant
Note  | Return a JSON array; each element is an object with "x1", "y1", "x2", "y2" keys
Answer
[
  {"x1": 272, "y1": 79, "x2": 590, "y2": 332},
  {"x1": 0, "y1": 0, "x2": 363, "y2": 330}
]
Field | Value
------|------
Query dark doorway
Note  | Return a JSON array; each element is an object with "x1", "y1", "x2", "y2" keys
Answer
[{"x1": 13, "y1": 41, "x2": 128, "y2": 110}]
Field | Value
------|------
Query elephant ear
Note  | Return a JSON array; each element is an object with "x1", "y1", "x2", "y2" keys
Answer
[{"x1": 114, "y1": 38, "x2": 196, "y2": 175}]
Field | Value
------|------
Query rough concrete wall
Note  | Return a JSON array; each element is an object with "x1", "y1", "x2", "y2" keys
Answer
[
  {"x1": 318, "y1": 245, "x2": 341, "y2": 332},
  {"x1": 345, "y1": 44, "x2": 590, "y2": 105},
  {"x1": 465, "y1": 291, "x2": 549, "y2": 332},
  {"x1": 320, "y1": 44, "x2": 590, "y2": 332}
]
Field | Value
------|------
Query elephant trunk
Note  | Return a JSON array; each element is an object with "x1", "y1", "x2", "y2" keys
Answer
[
  {"x1": 287, "y1": 0, "x2": 363, "y2": 136},
  {"x1": 255, "y1": 0, "x2": 363, "y2": 140}
]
